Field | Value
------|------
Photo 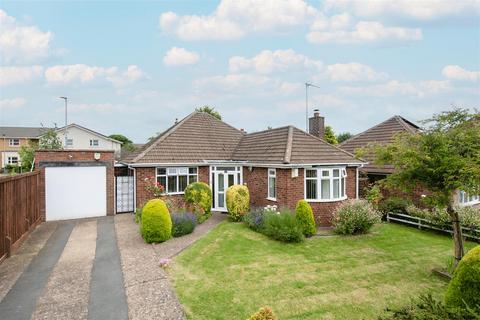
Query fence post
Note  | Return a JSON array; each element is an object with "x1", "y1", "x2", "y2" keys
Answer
[{"x1": 386, "y1": 212, "x2": 390, "y2": 222}]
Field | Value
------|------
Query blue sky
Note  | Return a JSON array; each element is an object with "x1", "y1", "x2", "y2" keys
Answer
[{"x1": 0, "y1": 0, "x2": 479, "y2": 142}]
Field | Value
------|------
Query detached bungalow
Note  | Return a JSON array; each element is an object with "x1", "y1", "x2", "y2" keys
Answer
[{"x1": 122, "y1": 111, "x2": 364, "y2": 225}]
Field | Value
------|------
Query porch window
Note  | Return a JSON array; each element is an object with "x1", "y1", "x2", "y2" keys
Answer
[
  {"x1": 305, "y1": 167, "x2": 347, "y2": 202},
  {"x1": 268, "y1": 168, "x2": 276, "y2": 200},
  {"x1": 156, "y1": 167, "x2": 198, "y2": 194},
  {"x1": 8, "y1": 139, "x2": 20, "y2": 146}
]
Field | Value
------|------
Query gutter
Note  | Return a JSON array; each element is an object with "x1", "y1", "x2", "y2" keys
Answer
[{"x1": 126, "y1": 161, "x2": 366, "y2": 168}]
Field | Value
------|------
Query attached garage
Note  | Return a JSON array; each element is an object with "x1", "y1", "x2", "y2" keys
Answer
[{"x1": 45, "y1": 166, "x2": 107, "y2": 221}]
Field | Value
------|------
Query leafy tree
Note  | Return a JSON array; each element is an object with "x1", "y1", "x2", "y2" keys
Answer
[
  {"x1": 39, "y1": 128, "x2": 62, "y2": 149},
  {"x1": 369, "y1": 108, "x2": 480, "y2": 267},
  {"x1": 324, "y1": 126, "x2": 338, "y2": 144},
  {"x1": 18, "y1": 142, "x2": 37, "y2": 171},
  {"x1": 109, "y1": 134, "x2": 135, "y2": 151},
  {"x1": 196, "y1": 105, "x2": 222, "y2": 120},
  {"x1": 337, "y1": 132, "x2": 353, "y2": 143}
]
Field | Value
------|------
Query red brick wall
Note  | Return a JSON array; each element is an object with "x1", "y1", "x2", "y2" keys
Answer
[
  {"x1": 135, "y1": 166, "x2": 209, "y2": 209},
  {"x1": 243, "y1": 166, "x2": 358, "y2": 226},
  {"x1": 35, "y1": 149, "x2": 115, "y2": 220}
]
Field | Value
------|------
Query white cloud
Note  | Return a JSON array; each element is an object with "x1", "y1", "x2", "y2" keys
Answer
[
  {"x1": 307, "y1": 20, "x2": 422, "y2": 44},
  {"x1": 323, "y1": 0, "x2": 480, "y2": 20},
  {"x1": 195, "y1": 73, "x2": 270, "y2": 91},
  {"x1": 159, "y1": 0, "x2": 317, "y2": 41},
  {"x1": 0, "y1": 65, "x2": 43, "y2": 86},
  {"x1": 229, "y1": 49, "x2": 323, "y2": 74},
  {"x1": 163, "y1": 47, "x2": 200, "y2": 67},
  {"x1": 0, "y1": 10, "x2": 53, "y2": 63},
  {"x1": 339, "y1": 79, "x2": 450, "y2": 97},
  {"x1": 44, "y1": 64, "x2": 145, "y2": 87},
  {"x1": 325, "y1": 62, "x2": 388, "y2": 82},
  {"x1": 442, "y1": 65, "x2": 479, "y2": 82},
  {"x1": 0, "y1": 97, "x2": 27, "y2": 109}
]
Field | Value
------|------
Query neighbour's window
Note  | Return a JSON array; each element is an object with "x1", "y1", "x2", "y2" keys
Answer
[
  {"x1": 90, "y1": 139, "x2": 99, "y2": 147},
  {"x1": 8, "y1": 139, "x2": 19, "y2": 146},
  {"x1": 66, "y1": 138, "x2": 73, "y2": 146},
  {"x1": 459, "y1": 191, "x2": 480, "y2": 206},
  {"x1": 305, "y1": 167, "x2": 347, "y2": 201},
  {"x1": 7, "y1": 156, "x2": 19, "y2": 164},
  {"x1": 268, "y1": 168, "x2": 276, "y2": 200},
  {"x1": 156, "y1": 167, "x2": 198, "y2": 194}
]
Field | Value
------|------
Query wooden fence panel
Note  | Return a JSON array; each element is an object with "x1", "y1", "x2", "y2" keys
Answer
[{"x1": 0, "y1": 172, "x2": 41, "y2": 263}]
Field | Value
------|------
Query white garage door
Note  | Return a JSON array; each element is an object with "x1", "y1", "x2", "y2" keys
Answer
[{"x1": 45, "y1": 166, "x2": 107, "y2": 221}]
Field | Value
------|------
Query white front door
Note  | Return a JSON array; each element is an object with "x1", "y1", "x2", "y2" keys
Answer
[{"x1": 211, "y1": 166, "x2": 242, "y2": 211}]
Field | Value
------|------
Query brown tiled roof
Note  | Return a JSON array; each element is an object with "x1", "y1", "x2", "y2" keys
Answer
[
  {"x1": 130, "y1": 112, "x2": 244, "y2": 164},
  {"x1": 127, "y1": 111, "x2": 363, "y2": 166},
  {"x1": 0, "y1": 126, "x2": 49, "y2": 138},
  {"x1": 339, "y1": 115, "x2": 420, "y2": 174},
  {"x1": 232, "y1": 126, "x2": 361, "y2": 164}
]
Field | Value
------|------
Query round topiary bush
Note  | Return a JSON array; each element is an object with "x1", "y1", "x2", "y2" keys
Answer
[
  {"x1": 184, "y1": 182, "x2": 212, "y2": 223},
  {"x1": 332, "y1": 199, "x2": 381, "y2": 235},
  {"x1": 140, "y1": 199, "x2": 172, "y2": 243},
  {"x1": 226, "y1": 184, "x2": 250, "y2": 222},
  {"x1": 445, "y1": 245, "x2": 480, "y2": 310},
  {"x1": 295, "y1": 200, "x2": 316, "y2": 237}
]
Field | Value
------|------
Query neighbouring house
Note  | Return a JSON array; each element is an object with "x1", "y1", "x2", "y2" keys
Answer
[
  {"x1": 0, "y1": 124, "x2": 122, "y2": 169},
  {"x1": 339, "y1": 115, "x2": 479, "y2": 208},
  {"x1": 0, "y1": 127, "x2": 47, "y2": 169},
  {"x1": 120, "y1": 111, "x2": 364, "y2": 225}
]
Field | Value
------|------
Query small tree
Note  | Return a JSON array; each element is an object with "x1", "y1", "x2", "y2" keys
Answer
[
  {"x1": 18, "y1": 142, "x2": 37, "y2": 171},
  {"x1": 370, "y1": 108, "x2": 480, "y2": 267},
  {"x1": 337, "y1": 132, "x2": 353, "y2": 143},
  {"x1": 109, "y1": 134, "x2": 135, "y2": 151},
  {"x1": 196, "y1": 105, "x2": 222, "y2": 120},
  {"x1": 39, "y1": 128, "x2": 62, "y2": 149},
  {"x1": 324, "y1": 126, "x2": 338, "y2": 145}
]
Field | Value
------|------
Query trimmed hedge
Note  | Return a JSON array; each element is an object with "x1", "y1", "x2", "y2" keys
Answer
[
  {"x1": 226, "y1": 184, "x2": 250, "y2": 222},
  {"x1": 295, "y1": 200, "x2": 316, "y2": 237},
  {"x1": 184, "y1": 182, "x2": 212, "y2": 223},
  {"x1": 262, "y1": 211, "x2": 304, "y2": 243},
  {"x1": 140, "y1": 199, "x2": 172, "y2": 243},
  {"x1": 171, "y1": 212, "x2": 196, "y2": 237},
  {"x1": 445, "y1": 245, "x2": 480, "y2": 310}
]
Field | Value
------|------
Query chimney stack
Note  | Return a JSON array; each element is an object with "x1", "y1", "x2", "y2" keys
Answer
[{"x1": 309, "y1": 109, "x2": 325, "y2": 139}]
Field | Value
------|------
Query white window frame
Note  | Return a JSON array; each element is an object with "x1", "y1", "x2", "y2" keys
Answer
[
  {"x1": 7, "y1": 156, "x2": 19, "y2": 165},
  {"x1": 155, "y1": 167, "x2": 198, "y2": 195},
  {"x1": 66, "y1": 138, "x2": 73, "y2": 147},
  {"x1": 304, "y1": 167, "x2": 348, "y2": 202},
  {"x1": 89, "y1": 139, "x2": 99, "y2": 147},
  {"x1": 8, "y1": 139, "x2": 20, "y2": 147},
  {"x1": 267, "y1": 168, "x2": 276, "y2": 201},
  {"x1": 458, "y1": 191, "x2": 480, "y2": 206}
]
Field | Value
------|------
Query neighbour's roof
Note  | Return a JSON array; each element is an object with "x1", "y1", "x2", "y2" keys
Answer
[
  {"x1": 232, "y1": 126, "x2": 359, "y2": 164},
  {"x1": 129, "y1": 112, "x2": 244, "y2": 164},
  {"x1": 340, "y1": 115, "x2": 420, "y2": 174},
  {"x1": 0, "y1": 126, "x2": 48, "y2": 138},
  {"x1": 127, "y1": 111, "x2": 362, "y2": 166}
]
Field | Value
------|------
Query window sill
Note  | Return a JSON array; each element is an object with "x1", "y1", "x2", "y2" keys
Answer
[
  {"x1": 305, "y1": 196, "x2": 347, "y2": 203},
  {"x1": 459, "y1": 201, "x2": 480, "y2": 207},
  {"x1": 266, "y1": 197, "x2": 277, "y2": 202},
  {"x1": 161, "y1": 192, "x2": 185, "y2": 196}
]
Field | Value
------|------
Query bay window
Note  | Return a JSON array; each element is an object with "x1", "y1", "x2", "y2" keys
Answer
[
  {"x1": 156, "y1": 167, "x2": 198, "y2": 194},
  {"x1": 268, "y1": 169, "x2": 276, "y2": 200},
  {"x1": 305, "y1": 167, "x2": 347, "y2": 201}
]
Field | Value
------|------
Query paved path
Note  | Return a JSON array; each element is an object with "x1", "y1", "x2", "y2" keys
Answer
[{"x1": 0, "y1": 213, "x2": 225, "y2": 320}]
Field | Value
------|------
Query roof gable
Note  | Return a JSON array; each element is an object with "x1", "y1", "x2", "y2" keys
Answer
[{"x1": 56, "y1": 123, "x2": 122, "y2": 144}]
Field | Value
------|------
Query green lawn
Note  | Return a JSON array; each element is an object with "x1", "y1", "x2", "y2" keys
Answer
[{"x1": 169, "y1": 222, "x2": 475, "y2": 320}]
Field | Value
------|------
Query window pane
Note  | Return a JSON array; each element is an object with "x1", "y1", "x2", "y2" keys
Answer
[
  {"x1": 178, "y1": 175, "x2": 188, "y2": 192},
  {"x1": 219, "y1": 193, "x2": 225, "y2": 208},
  {"x1": 306, "y1": 179, "x2": 317, "y2": 199},
  {"x1": 269, "y1": 169, "x2": 275, "y2": 176},
  {"x1": 269, "y1": 177, "x2": 276, "y2": 198},
  {"x1": 211, "y1": 173, "x2": 215, "y2": 208},
  {"x1": 178, "y1": 167, "x2": 188, "y2": 175},
  {"x1": 237, "y1": 173, "x2": 241, "y2": 184},
  {"x1": 322, "y1": 170, "x2": 330, "y2": 177},
  {"x1": 333, "y1": 169, "x2": 339, "y2": 177},
  {"x1": 189, "y1": 167, "x2": 197, "y2": 174},
  {"x1": 157, "y1": 168, "x2": 166, "y2": 175},
  {"x1": 228, "y1": 174, "x2": 235, "y2": 187},
  {"x1": 218, "y1": 174, "x2": 224, "y2": 191},
  {"x1": 158, "y1": 177, "x2": 166, "y2": 189},
  {"x1": 167, "y1": 168, "x2": 177, "y2": 175},
  {"x1": 333, "y1": 179, "x2": 340, "y2": 198},
  {"x1": 168, "y1": 176, "x2": 177, "y2": 193},
  {"x1": 321, "y1": 179, "x2": 330, "y2": 199},
  {"x1": 341, "y1": 178, "x2": 345, "y2": 197},
  {"x1": 306, "y1": 170, "x2": 317, "y2": 178},
  {"x1": 189, "y1": 175, "x2": 197, "y2": 184}
]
